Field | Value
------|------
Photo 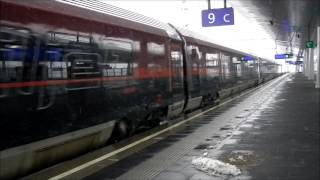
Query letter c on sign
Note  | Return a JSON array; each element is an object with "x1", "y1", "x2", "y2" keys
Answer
[{"x1": 223, "y1": 14, "x2": 230, "y2": 23}]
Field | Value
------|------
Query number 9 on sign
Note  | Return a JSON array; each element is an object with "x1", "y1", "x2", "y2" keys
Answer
[{"x1": 208, "y1": 13, "x2": 215, "y2": 24}]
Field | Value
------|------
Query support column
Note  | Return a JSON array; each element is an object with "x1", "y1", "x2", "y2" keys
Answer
[
  {"x1": 308, "y1": 48, "x2": 314, "y2": 80},
  {"x1": 316, "y1": 26, "x2": 320, "y2": 88},
  {"x1": 304, "y1": 49, "x2": 309, "y2": 76}
]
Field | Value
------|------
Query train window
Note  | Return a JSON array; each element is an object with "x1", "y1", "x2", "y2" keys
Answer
[
  {"x1": 205, "y1": 53, "x2": 219, "y2": 67},
  {"x1": 0, "y1": 26, "x2": 30, "y2": 61},
  {"x1": 232, "y1": 57, "x2": 241, "y2": 64},
  {"x1": 132, "y1": 41, "x2": 141, "y2": 53},
  {"x1": 247, "y1": 60, "x2": 255, "y2": 67},
  {"x1": 101, "y1": 39, "x2": 132, "y2": 61},
  {"x1": 78, "y1": 36, "x2": 90, "y2": 43},
  {"x1": 0, "y1": 25, "x2": 31, "y2": 83},
  {"x1": 221, "y1": 53, "x2": 231, "y2": 79},
  {"x1": 147, "y1": 42, "x2": 165, "y2": 58},
  {"x1": 236, "y1": 64, "x2": 242, "y2": 77},
  {"x1": 187, "y1": 46, "x2": 201, "y2": 61},
  {"x1": 191, "y1": 49, "x2": 197, "y2": 59},
  {"x1": 47, "y1": 32, "x2": 91, "y2": 45},
  {"x1": 48, "y1": 32, "x2": 77, "y2": 43},
  {"x1": 171, "y1": 51, "x2": 183, "y2": 88},
  {"x1": 65, "y1": 52, "x2": 102, "y2": 79},
  {"x1": 0, "y1": 26, "x2": 29, "y2": 43},
  {"x1": 100, "y1": 39, "x2": 133, "y2": 77}
]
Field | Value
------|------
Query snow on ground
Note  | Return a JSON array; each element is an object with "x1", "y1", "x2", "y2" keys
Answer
[{"x1": 192, "y1": 157, "x2": 241, "y2": 177}]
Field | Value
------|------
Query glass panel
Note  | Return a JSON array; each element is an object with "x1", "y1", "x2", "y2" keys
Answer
[
  {"x1": 147, "y1": 42, "x2": 165, "y2": 57},
  {"x1": 100, "y1": 39, "x2": 133, "y2": 77}
]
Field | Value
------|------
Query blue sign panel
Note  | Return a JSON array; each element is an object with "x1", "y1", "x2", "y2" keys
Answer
[
  {"x1": 202, "y1": 8, "x2": 234, "y2": 27},
  {"x1": 241, "y1": 56, "x2": 254, "y2": 61},
  {"x1": 285, "y1": 61, "x2": 302, "y2": 65},
  {"x1": 275, "y1": 54, "x2": 288, "y2": 59},
  {"x1": 286, "y1": 61, "x2": 294, "y2": 64}
]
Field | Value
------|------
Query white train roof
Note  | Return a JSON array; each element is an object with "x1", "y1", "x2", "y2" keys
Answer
[{"x1": 55, "y1": 0, "x2": 181, "y2": 40}]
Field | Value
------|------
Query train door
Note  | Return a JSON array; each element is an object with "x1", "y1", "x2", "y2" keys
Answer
[
  {"x1": 167, "y1": 40, "x2": 184, "y2": 119},
  {"x1": 220, "y1": 52, "x2": 232, "y2": 88},
  {"x1": 184, "y1": 45, "x2": 202, "y2": 111}
]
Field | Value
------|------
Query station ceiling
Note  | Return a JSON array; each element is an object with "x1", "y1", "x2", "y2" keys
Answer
[{"x1": 234, "y1": 0, "x2": 319, "y2": 51}]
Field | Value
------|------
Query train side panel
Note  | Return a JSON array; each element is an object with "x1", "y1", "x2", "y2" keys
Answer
[{"x1": 0, "y1": 0, "x2": 174, "y2": 150}]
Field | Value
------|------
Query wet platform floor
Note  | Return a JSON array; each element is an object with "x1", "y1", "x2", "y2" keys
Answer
[{"x1": 84, "y1": 73, "x2": 319, "y2": 180}]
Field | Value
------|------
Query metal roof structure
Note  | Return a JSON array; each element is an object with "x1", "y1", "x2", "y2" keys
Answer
[{"x1": 232, "y1": 0, "x2": 319, "y2": 50}]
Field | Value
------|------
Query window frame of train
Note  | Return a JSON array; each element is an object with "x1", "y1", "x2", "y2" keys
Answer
[{"x1": 100, "y1": 38, "x2": 134, "y2": 78}]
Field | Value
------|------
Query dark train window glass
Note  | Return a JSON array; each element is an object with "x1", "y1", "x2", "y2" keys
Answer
[
  {"x1": 0, "y1": 26, "x2": 30, "y2": 62},
  {"x1": 66, "y1": 53, "x2": 102, "y2": 79},
  {"x1": 44, "y1": 48, "x2": 63, "y2": 62},
  {"x1": 100, "y1": 39, "x2": 133, "y2": 77},
  {"x1": 0, "y1": 25, "x2": 31, "y2": 83}
]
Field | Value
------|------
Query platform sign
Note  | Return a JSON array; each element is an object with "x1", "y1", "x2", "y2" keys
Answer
[
  {"x1": 202, "y1": 8, "x2": 234, "y2": 27},
  {"x1": 306, "y1": 41, "x2": 315, "y2": 48},
  {"x1": 286, "y1": 61, "x2": 302, "y2": 65},
  {"x1": 275, "y1": 53, "x2": 293, "y2": 59},
  {"x1": 241, "y1": 56, "x2": 254, "y2": 61},
  {"x1": 285, "y1": 60, "x2": 294, "y2": 64}
]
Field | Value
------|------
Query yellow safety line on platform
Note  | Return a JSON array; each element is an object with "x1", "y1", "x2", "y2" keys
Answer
[{"x1": 49, "y1": 74, "x2": 288, "y2": 180}]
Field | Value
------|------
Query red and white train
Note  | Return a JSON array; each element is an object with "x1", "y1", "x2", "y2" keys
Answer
[{"x1": 0, "y1": 0, "x2": 281, "y2": 179}]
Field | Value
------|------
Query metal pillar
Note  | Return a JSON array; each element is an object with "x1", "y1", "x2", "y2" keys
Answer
[
  {"x1": 308, "y1": 48, "x2": 314, "y2": 80},
  {"x1": 304, "y1": 49, "x2": 309, "y2": 76},
  {"x1": 316, "y1": 26, "x2": 320, "y2": 88}
]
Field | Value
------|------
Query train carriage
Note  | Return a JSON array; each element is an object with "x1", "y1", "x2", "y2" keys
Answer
[
  {"x1": 0, "y1": 0, "x2": 281, "y2": 179},
  {"x1": 0, "y1": 0, "x2": 186, "y2": 150}
]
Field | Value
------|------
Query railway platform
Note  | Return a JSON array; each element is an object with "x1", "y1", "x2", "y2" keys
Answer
[
  {"x1": 84, "y1": 73, "x2": 319, "y2": 180},
  {"x1": 24, "y1": 73, "x2": 319, "y2": 180}
]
